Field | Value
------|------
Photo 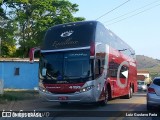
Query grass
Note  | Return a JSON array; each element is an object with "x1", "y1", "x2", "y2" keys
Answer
[{"x1": 0, "y1": 90, "x2": 39, "y2": 104}]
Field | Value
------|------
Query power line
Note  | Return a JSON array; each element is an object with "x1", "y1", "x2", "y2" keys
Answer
[
  {"x1": 105, "y1": 0, "x2": 160, "y2": 23},
  {"x1": 106, "y1": 3, "x2": 160, "y2": 26},
  {"x1": 96, "y1": 0, "x2": 131, "y2": 20}
]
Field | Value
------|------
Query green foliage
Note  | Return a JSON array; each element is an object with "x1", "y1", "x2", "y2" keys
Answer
[
  {"x1": 0, "y1": 17, "x2": 17, "y2": 57},
  {"x1": 1, "y1": 0, "x2": 85, "y2": 57},
  {"x1": 1, "y1": 41, "x2": 16, "y2": 57}
]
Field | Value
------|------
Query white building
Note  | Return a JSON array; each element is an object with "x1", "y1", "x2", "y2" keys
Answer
[{"x1": 137, "y1": 70, "x2": 151, "y2": 84}]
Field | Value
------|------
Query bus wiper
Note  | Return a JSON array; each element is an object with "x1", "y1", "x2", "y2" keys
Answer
[
  {"x1": 64, "y1": 75, "x2": 79, "y2": 79},
  {"x1": 64, "y1": 75, "x2": 92, "y2": 79},
  {"x1": 84, "y1": 75, "x2": 93, "y2": 78},
  {"x1": 46, "y1": 73, "x2": 57, "y2": 80}
]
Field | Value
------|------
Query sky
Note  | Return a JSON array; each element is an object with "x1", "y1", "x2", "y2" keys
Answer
[{"x1": 69, "y1": 0, "x2": 160, "y2": 59}]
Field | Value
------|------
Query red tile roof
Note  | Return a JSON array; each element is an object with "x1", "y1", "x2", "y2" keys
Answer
[
  {"x1": 137, "y1": 75, "x2": 145, "y2": 80},
  {"x1": 137, "y1": 70, "x2": 149, "y2": 74},
  {"x1": 0, "y1": 58, "x2": 39, "y2": 62}
]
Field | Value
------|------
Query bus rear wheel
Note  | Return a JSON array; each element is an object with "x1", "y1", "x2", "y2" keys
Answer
[{"x1": 126, "y1": 87, "x2": 133, "y2": 99}]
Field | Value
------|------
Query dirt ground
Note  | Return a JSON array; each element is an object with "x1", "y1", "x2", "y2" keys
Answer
[{"x1": 0, "y1": 90, "x2": 47, "y2": 111}]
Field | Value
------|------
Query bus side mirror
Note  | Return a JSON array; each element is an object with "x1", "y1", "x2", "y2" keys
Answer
[
  {"x1": 29, "y1": 48, "x2": 34, "y2": 63},
  {"x1": 29, "y1": 47, "x2": 40, "y2": 63}
]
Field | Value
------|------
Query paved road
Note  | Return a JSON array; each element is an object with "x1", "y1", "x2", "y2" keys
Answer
[{"x1": 0, "y1": 91, "x2": 159, "y2": 120}]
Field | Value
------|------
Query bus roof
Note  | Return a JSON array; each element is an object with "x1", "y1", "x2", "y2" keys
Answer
[{"x1": 41, "y1": 20, "x2": 135, "y2": 55}]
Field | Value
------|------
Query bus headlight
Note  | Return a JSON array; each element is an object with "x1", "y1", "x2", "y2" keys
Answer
[
  {"x1": 80, "y1": 85, "x2": 94, "y2": 92},
  {"x1": 39, "y1": 84, "x2": 50, "y2": 93}
]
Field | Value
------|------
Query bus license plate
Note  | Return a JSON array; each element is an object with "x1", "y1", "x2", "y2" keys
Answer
[{"x1": 58, "y1": 96, "x2": 68, "y2": 100}]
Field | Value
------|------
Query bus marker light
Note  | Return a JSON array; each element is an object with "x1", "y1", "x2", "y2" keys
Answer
[{"x1": 90, "y1": 42, "x2": 95, "y2": 56}]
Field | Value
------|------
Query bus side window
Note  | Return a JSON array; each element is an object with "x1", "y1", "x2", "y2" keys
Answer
[
  {"x1": 95, "y1": 59, "x2": 103, "y2": 78},
  {"x1": 107, "y1": 61, "x2": 118, "y2": 78}
]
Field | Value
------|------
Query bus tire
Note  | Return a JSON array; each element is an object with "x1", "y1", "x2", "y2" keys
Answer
[
  {"x1": 108, "y1": 85, "x2": 112, "y2": 100},
  {"x1": 130, "y1": 87, "x2": 133, "y2": 98},
  {"x1": 147, "y1": 102, "x2": 152, "y2": 111},
  {"x1": 126, "y1": 87, "x2": 132, "y2": 99},
  {"x1": 99, "y1": 88, "x2": 109, "y2": 106}
]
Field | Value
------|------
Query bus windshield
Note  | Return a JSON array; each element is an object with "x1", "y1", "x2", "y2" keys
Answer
[{"x1": 39, "y1": 50, "x2": 93, "y2": 83}]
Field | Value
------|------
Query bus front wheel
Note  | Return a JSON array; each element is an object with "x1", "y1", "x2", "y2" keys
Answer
[{"x1": 99, "y1": 88, "x2": 109, "y2": 106}]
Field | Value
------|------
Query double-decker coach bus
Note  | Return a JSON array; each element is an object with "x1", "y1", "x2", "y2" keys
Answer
[{"x1": 30, "y1": 21, "x2": 137, "y2": 105}]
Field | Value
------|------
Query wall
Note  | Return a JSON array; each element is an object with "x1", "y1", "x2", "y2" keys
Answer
[
  {"x1": 137, "y1": 72, "x2": 150, "y2": 84},
  {"x1": 0, "y1": 61, "x2": 39, "y2": 90},
  {"x1": 137, "y1": 73, "x2": 149, "y2": 78}
]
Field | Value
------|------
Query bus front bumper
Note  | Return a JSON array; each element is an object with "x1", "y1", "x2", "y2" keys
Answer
[{"x1": 39, "y1": 89, "x2": 97, "y2": 103}]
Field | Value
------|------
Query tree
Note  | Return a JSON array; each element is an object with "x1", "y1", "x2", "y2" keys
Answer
[
  {"x1": 0, "y1": 19, "x2": 17, "y2": 57},
  {"x1": 4, "y1": 0, "x2": 85, "y2": 57},
  {"x1": 0, "y1": 1, "x2": 17, "y2": 57},
  {"x1": 0, "y1": 0, "x2": 4, "y2": 16}
]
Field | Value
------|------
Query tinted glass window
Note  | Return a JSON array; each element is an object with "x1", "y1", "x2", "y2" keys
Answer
[
  {"x1": 42, "y1": 22, "x2": 96, "y2": 50},
  {"x1": 153, "y1": 79, "x2": 160, "y2": 86},
  {"x1": 95, "y1": 23, "x2": 135, "y2": 58},
  {"x1": 138, "y1": 81, "x2": 145, "y2": 85},
  {"x1": 39, "y1": 50, "x2": 93, "y2": 83},
  {"x1": 107, "y1": 61, "x2": 118, "y2": 77},
  {"x1": 64, "y1": 53, "x2": 90, "y2": 77},
  {"x1": 95, "y1": 59, "x2": 102, "y2": 78},
  {"x1": 95, "y1": 22, "x2": 110, "y2": 44}
]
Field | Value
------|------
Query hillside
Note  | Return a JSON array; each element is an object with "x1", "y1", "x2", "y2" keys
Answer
[
  {"x1": 136, "y1": 55, "x2": 160, "y2": 77},
  {"x1": 136, "y1": 55, "x2": 160, "y2": 69}
]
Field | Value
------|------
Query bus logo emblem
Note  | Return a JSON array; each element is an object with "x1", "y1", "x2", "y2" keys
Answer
[{"x1": 60, "y1": 30, "x2": 74, "y2": 37}]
